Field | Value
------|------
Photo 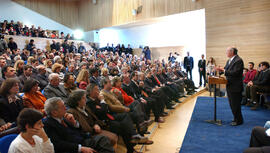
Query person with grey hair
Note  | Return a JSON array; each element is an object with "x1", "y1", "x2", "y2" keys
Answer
[
  {"x1": 43, "y1": 73, "x2": 68, "y2": 103},
  {"x1": 35, "y1": 65, "x2": 48, "y2": 90},
  {"x1": 43, "y1": 97, "x2": 115, "y2": 153}
]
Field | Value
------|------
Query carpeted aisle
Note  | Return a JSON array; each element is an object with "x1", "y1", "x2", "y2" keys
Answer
[{"x1": 180, "y1": 96, "x2": 270, "y2": 153}]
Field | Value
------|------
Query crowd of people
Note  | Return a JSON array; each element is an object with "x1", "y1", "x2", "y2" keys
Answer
[
  {"x1": 0, "y1": 20, "x2": 74, "y2": 40},
  {"x1": 0, "y1": 33, "x2": 199, "y2": 153}
]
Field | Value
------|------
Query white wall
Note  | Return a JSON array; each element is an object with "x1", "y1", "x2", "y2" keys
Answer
[
  {"x1": 96, "y1": 9, "x2": 206, "y2": 86},
  {"x1": 0, "y1": 0, "x2": 73, "y2": 35}
]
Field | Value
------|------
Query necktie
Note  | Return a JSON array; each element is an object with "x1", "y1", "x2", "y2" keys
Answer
[
  {"x1": 154, "y1": 76, "x2": 161, "y2": 85},
  {"x1": 61, "y1": 119, "x2": 67, "y2": 127},
  {"x1": 142, "y1": 90, "x2": 149, "y2": 97}
]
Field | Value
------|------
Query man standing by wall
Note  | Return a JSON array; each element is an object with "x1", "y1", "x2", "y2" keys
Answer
[
  {"x1": 198, "y1": 54, "x2": 206, "y2": 87},
  {"x1": 217, "y1": 47, "x2": 244, "y2": 126},
  {"x1": 184, "y1": 52, "x2": 194, "y2": 80}
]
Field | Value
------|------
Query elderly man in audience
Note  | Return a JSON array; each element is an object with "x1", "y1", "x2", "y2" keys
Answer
[
  {"x1": 35, "y1": 65, "x2": 48, "y2": 91},
  {"x1": 43, "y1": 97, "x2": 115, "y2": 153},
  {"x1": 246, "y1": 61, "x2": 270, "y2": 110},
  {"x1": 43, "y1": 73, "x2": 68, "y2": 103}
]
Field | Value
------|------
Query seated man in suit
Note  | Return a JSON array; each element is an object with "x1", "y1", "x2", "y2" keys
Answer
[
  {"x1": 246, "y1": 61, "x2": 270, "y2": 110},
  {"x1": 90, "y1": 67, "x2": 101, "y2": 88},
  {"x1": 43, "y1": 73, "x2": 68, "y2": 103},
  {"x1": 18, "y1": 65, "x2": 34, "y2": 90},
  {"x1": 86, "y1": 83, "x2": 152, "y2": 153},
  {"x1": 43, "y1": 97, "x2": 114, "y2": 153},
  {"x1": 244, "y1": 126, "x2": 270, "y2": 153}
]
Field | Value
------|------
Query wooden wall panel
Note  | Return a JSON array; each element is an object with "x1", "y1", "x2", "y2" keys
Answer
[
  {"x1": 204, "y1": 0, "x2": 270, "y2": 68},
  {"x1": 78, "y1": 0, "x2": 204, "y2": 31},
  {"x1": 12, "y1": 0, "x2": 79, "y2": 29}
]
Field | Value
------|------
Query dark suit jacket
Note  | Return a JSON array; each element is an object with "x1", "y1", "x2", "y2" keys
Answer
[
  {"x1": 43, "y1": 117, "x2": 87, "y2": 153},
  {"x1": 0, "y1": 96, "x2": 24, "y2": 123},
  {"x1": 184, "y1": 56, "x2": 194, "y2": 70},
  {"x1": 198, "y1": 59, "x2": 206, "y2": 72},
  {"x1": 128, "y1": 80, "x2": 141, "y2": 99},
  {"x1": 253, "y1": 69, "x2": 270, "y2": 86},
  {"x1": 224, "y1": 55, "x2": 244, "y2": 92}
]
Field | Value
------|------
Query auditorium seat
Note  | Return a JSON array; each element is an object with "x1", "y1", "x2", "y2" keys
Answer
[{"x1": 0, "y1": 134, "x2": 18, "y2": 153}]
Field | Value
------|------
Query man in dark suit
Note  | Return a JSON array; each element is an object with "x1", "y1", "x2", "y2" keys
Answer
[
  {"x1": 183, "y1": 52, "x2": 194, "y2": 80},
  {"x1": 217, "y1": 47, "x2": 244, "y2": 126},
  {"x1": 43, "y1": 97, "x2": 114, "y2": 153},
  {"x1": 198, "y1": 54, "x2": 206, "y2": 87}
]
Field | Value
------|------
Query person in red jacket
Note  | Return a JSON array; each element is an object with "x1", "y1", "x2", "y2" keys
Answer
[
  {"x1": 244, "y1": 62, "x2": 257, "y2": 84},
  {"x1": 242, "y1": 62, "x2": 257, "y2": 105},
  {"x1": 111, "y1": 76, "x2": 134, "y2": 106}
]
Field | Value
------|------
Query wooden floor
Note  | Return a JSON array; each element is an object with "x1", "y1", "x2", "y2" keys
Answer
[
  {"x1": 144, "y1": 89, "x2": 208, "y2": 153},
  {"x1": 116, "y1": 89, "x2": 209, "y2": 153}
]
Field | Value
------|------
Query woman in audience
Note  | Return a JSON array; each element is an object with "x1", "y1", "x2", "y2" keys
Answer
[
  {"x1": 27, "y1": 56, "x2": 35, "y2": 65},
  {"x1": 0, "y1": 78, "x2": 24, "y2": 126},
  {"x1": 76, "y1": 69, "x2": 90, "y2": 90},
  {"x1": 206, "y1": 57, "x2": 216, "y2": 76},
  {"x1": 22, "y1": 79, "x2": 46, "y2": 114},
  {"x1": 51, "y1": 63, "x2": 64, "y2": 80},
  {"x1": 67, "y1": 89, "x2": 118, "y2": 148},
  {"x1": 14, "y1": 60, "x2": 24, "y2": 76},
  {"x1": 100, "y1": 67, "x2": 109, "y2": 80},
  {"x1": 44, "y1": 59, "x2": 53, "y2": 74},
  {"x1": 8, "y1": 108, "x2": 54, "y2": 153}
]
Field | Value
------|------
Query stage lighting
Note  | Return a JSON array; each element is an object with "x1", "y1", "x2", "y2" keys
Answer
[{"x1": 73, "y1": 29, "x2": 84, "y2": 39}]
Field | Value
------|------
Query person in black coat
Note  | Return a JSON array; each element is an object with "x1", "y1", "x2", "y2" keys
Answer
[
  {"x1": 43, "y1": 97, "x2": 114, "y2": 153},
  {"x1": 50, "y1": 40, "x2": 57, "y2": 51},
  {"x1": 35, "y1": 65, "x2": 49, "y2": 91},
  {"x1": 26, "y1": 39, "x2": 35, "y2": 55},
  {"x1": 0, "y1": 78, "x2": 24, "y2": 126},
  {"x1": 7, "y1": 37, "x2": 17, "y2": 51},
  {"x1": 183, "y1": 52, "x2": 194, "y2": 80},
  {"x1": 217, "y1": 47, "x2": 244, "y2": 126},
  {"x1": 198, "y1": 54, "x2": 206, "y2": 87}
]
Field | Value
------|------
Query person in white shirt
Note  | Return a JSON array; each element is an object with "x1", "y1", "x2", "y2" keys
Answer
[{"x1": 8, "y1": 108, "x2": 54, "y2": 153}]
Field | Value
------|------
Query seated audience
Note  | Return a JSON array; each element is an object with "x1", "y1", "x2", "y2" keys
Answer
[
  {"x1": 246, "y1": 61, "x2": 270, "y2": 110},
  {"x1": 43, "y1": 97, "x2": 114, "y2": 153},
  {"x1": 22, "y1": 79, "x2": 46, "y2": 113},
  {"x1": 86, "y1": 83, "x2": 153, "y2": 153},
  {"x1": 67, "y1": 89, "x2": 118, "y2": 148},
  {"x1": 43, "y1": 73, "x2": 68, "y2": 103},
  {"x1": 8, "y1": 108, "x2": 54, "y2": 153}
]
